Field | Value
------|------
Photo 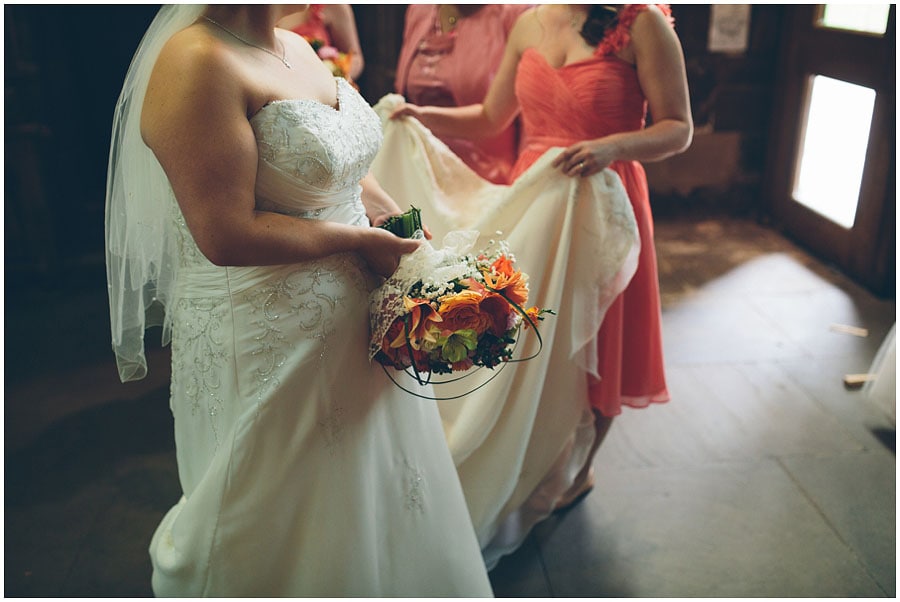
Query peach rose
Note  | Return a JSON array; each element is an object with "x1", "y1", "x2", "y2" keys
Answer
[{"x1": 438, "y1": 290, "x2": 494, "y2": 335}]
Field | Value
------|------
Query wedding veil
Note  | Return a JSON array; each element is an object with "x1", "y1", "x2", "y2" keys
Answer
[{"x1": 105, "y1": 4, "x2": 204, "y2": 382}]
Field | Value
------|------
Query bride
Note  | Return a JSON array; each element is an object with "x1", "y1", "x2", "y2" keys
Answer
[{"x1": 105, "y1": 4, "x2": 492, "y2": 596}]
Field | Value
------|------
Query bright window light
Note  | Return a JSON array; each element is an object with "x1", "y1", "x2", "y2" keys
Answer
[
  {"x1": 793, "y1": 75, "x2": 876, "y2": 229},
  {"x1": 819, "y1": 4, "x2": 891, "y2": 35}
]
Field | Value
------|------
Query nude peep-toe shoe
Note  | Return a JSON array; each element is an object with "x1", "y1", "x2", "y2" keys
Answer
[{"x1": 553, "y1": 466, "x2": 595, "y2": 512}]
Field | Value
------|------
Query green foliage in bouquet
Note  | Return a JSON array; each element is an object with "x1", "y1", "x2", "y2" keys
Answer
[{"x1": 379, "y1": 206, "x2": 422, "y2": 239}]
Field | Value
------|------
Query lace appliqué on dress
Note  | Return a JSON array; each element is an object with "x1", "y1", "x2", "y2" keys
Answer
[
  {"x1": 170, "y1": 200, "x2": 214, "y2": 270},
  {"x1": 245, "y1": 255, "x2": 368, "y2": 400},
  {"x1": 404, "y1": 459, "x2": 426, "y2": 513},
  {"x1": 170, "y1": 296, "x2": 229, "y2": 447},
  {"x1": 318, "y1": 406, "x2": 346, "y2": 456}
]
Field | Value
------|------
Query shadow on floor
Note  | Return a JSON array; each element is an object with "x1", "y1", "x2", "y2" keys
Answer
[{"x1": 6, "y1": 387, "x2": 175, "y2": 509}]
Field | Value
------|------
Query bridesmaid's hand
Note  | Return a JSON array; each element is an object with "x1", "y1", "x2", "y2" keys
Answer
[
  {"x1": 552, "y1": 139, "x2": 619, "y2": 178},
  {"x1": 388, "y1": 102, "x2": 424, "y2": 121}
]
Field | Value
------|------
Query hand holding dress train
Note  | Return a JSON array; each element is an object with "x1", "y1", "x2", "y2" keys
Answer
[{"x1": 375, "y1": 3, "x2": 692, "y2": 568}]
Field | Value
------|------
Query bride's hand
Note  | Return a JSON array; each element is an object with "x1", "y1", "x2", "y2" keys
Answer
[
  {"x1": 389, "y1": 102, "x2": 423, "y2": 121},
  {"x1": 359, "y1": 228, "x2": 423, "y2": 278},
  {"x1": 370, "y1": 212, "x2": 433, "y2": 241},
  {"x1": 552, "y1": 139, "x2": 618, "y2": 178}
]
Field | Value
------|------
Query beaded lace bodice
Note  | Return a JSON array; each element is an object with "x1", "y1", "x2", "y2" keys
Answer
[
  {"x1": 174, "y1": 78, "x2": 382, "y2": 270},
  {"x1": 250, "y1": 78, "x2": 382, "y2": 197}
]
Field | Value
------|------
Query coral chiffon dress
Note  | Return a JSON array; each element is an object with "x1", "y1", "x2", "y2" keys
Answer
[
  {"x1": 286, "y1": 4, "x2": 330, "y2": 45},
  {"x1": 512, "y1": 4, "x2": 672, "y2": 416}
]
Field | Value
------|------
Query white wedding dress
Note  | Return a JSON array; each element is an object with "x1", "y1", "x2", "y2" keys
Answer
[
  {"x1": 370, "y1": 95, "x2": 641, "y2": 569},
  {"x1": 149, "y1": 79, "x2": 492, "y2": 597}
]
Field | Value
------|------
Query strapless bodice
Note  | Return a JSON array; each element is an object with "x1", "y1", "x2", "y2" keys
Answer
[
  {"x1": 174, "y1": 78, "x2": 382, "y2": 272},
  {"x1": 249, "y1": 77, "x2": 382, "y2": 218}
]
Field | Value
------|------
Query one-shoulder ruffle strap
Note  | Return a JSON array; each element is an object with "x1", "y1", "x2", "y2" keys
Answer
[{"x1": 595, "y1": 4, "x2": 675, "y2": 56}]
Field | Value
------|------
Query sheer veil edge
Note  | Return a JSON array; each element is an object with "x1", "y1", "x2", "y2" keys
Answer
[{"x1": 104, "y1": 5, "x2": 205, "y2": 382}]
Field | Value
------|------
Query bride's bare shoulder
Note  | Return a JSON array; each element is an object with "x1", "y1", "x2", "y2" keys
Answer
[
  {"x1": 142, "y1": 24, "x2": 247, "y2": 145},
  {"x1": 154, "y1": 24, "x2": 239, "y2": 82}
]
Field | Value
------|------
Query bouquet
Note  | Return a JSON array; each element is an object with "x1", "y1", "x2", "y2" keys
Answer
[
  {"x1": 305, "y1": 37, "x2": 354, "y2": 80},
  {"x1": 368, "y1": 229, "x2": 554, "y2": 391}
]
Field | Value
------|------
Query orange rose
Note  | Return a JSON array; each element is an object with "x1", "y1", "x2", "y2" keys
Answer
[
  {"x1": 483, "y1": 269, "x2": 529, "y2": 307},
  {"x1": 438, "y1": 290, "x2": 494, "y2": 335},
  {"x1": 480, "y1": 294, "x2": 516, "y2": 336}
]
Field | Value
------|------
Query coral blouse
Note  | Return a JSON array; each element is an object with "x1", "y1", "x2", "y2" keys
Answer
[{"x1": 395, "y1": 4, "x2": 531, "y2": 185}]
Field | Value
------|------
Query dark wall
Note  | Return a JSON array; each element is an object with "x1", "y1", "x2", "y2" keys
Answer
[
  {"x1": 353, "y1": 4, "x2": 409, "y2": 103},
  {"x1": 647, "y1": 5, "x2": 785, "y2": 218},
  {"x1": 5, "y1": 5, "x2": 783, "y2": 291},
  {"x1": 6, "y1": 4, "x2": 160, "y2": 288}
]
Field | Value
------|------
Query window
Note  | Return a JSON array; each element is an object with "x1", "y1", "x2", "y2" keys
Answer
[
  {"x1": 818, "y1": 4, "x2": 891, "y2": 35},
  {"x1": 792, "y1": 75, "x2": 876, "y2": 229}
]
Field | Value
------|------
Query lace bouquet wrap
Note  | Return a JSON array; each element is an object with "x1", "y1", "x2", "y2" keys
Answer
[{"x1": 369, "y1": 230, "x2": 552, "y2": 389}]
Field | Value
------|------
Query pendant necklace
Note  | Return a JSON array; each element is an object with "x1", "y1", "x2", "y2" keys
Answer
[
  {"x1": 438, "y1": 5, "x2": 460, "y2": 32},
  {"x1": 204, "y1": 16, "x2": 292, "y2": 69}
]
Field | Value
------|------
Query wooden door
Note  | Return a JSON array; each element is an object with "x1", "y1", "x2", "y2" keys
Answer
[{"x1": 764, "y1": 4, "x2": 895, "y2": 296}]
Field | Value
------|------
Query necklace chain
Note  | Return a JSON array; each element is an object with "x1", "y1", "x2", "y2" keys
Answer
[{"x1": 203, "y1": 16, "x2": 292, "y2": 69}]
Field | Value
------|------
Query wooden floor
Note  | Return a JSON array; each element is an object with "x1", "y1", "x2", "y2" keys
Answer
[{"x1": 5, "y1": 217, "x2": 896, "y2": 597}]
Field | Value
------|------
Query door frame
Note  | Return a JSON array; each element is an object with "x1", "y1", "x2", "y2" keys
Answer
[{"x1": 763, "y1": 4, "x2": 895, "y2": 297}]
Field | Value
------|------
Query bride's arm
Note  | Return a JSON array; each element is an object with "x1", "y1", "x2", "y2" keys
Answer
[
  {"x1": 360, "y1": 172, "x2": 403, "y2": 227},
  {"x1": 388, "y1": 7, "x2": 537, "y2": 140},
  {"x1": 141, "y1": 31, "x2": 419, "y2": 276},
  {"x1": 360, "y1": 172, "x2": 433, "y2": 239}
]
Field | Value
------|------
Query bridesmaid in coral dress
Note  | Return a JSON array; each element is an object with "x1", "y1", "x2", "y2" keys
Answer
[
  {"x1": 276, "y1": 4, "x2": 365, "y2": 80},
  {"x1": 391, "y1": 4, "x2": 692, "y2": 507}
]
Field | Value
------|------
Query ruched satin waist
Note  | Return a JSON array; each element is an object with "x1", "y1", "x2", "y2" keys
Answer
[
  {"x1": 174, "y1": 252, "x2": 366, "y2": 299},
  {"x1": 255, "y1": 159, "x2": 368, "y2": 223}
]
